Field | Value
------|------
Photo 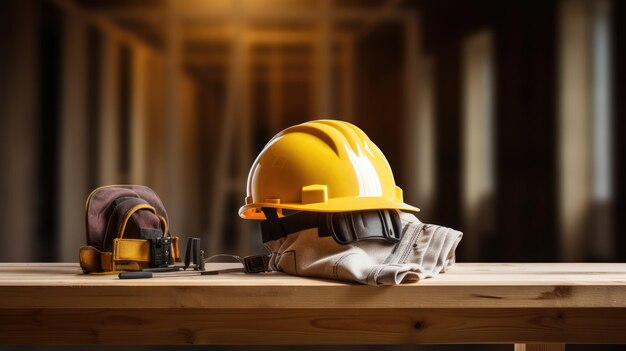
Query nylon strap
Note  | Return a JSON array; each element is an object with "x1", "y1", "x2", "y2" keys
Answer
[{"x1": 260, "y1": 208, "x2": 330, "y2": 242}]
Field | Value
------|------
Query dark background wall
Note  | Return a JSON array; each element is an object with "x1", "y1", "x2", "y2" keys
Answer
[{"x1": 0, "y1": 0, "x2": 623, "y2": 262}]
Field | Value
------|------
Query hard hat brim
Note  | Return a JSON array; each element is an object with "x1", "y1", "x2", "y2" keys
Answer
[{"x1": 239, "y1": 197, "x2": 420, "y2": 220}]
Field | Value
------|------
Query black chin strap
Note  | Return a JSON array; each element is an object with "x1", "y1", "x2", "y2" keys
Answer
[{"x1": 260, "y1": 208, "x2": 330, "y2": 243}]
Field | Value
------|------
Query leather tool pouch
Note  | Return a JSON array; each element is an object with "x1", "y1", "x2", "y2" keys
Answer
[{"x1": 80, "y1": 185, "x2": 180, "y2": 273}]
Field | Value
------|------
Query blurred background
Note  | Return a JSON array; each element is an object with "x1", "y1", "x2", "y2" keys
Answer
[
  {"x1": 1, "y1": 0, "x2": 625, "y2": 350},
  {"x1": 1, "y1": 0, "x2": 625, "y2": 269}
]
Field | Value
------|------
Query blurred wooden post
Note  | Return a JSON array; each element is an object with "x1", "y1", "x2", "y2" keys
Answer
[
  {"x1": 268, "y1": 48, "x2": 283, "y2": 133},
  {"x1": 410, "y1": 56, "x2": 436, "y2": 218},
  {"x1": 339, "y1": 35, "x2": 355, "y2": 122},
  {"x1": 559, "y1": 0, "x2": 592, "y2": 261},
  {"x1": 208, "y1": 4, "x2": 247, "y2": 254},
  {"x1": 0, "y1": 0, "x2": 38, "y2": 261},
  {"x1": 402, "y1": 15, "x2": 421, "y2": 211},
  {"x1": 59, "y1": 10, "x2": 88, "y2": 261},
  {"x1": 179, "y1": 75, "x2": 200, "y2": 238},
  {"x1": 588, "y1": 0, "x2": 614, "y2": 259},
  {"x1": 163, "y1": 0, "x2": 184, "y2": 233},
  {"x1": 236, "y1": 30, "x2": 253, "y2": 254},
  {"x1": 315, "y1": 0, "x2": 332, "y2": 118},
  {"x1": 143, "y1": 55, "x2": 167, "y2": 194},
  {"x1": 559, "y1": 0, "x2": 614, "y2": 261},
  {"x1": 461, "y1": 30, "x2": 495, "y2": 261},
  {"x1": 130, "y1": 47, "x2": 148, "y2": 184},
  {"x1": 98, "y1": 33, "x2": 120, "y2": 185}
]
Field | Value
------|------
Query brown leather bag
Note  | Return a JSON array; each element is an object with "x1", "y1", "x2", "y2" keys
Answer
[{"x1": 79, "y1": 185, "x2": 180, "y2": 273}]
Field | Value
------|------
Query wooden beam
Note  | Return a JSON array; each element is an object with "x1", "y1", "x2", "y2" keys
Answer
[
  {"x1": 185, "y1": 51, "x2": 320, "y2": 67},
  {"x1": 185, "y1": 67, "x2": 310, "y2": 82},
  {"x1": 558, "y1": 0, "x2": 592, "y2": 261},
  {"x1": 143, "y1": 55, "x2": 167, "y2": 191},
  {"x1": 91, "y1": 7, "x2": 413, "y2": 22},
  {"x1": 207, "y1": 5, "x2": 247, "y2": 254},
  {"x1": 97, "y1": 33, "x2": 120, "y2": 185},
  {"x1": 162, "y1": 0, "x2": 185, "y2": 232},
  {"x1": 129, "y1": 47, "x2": 148, "y2": 184},
  {"x1": 314, "y1": 0, "x2": 332, "y2": 118},
  {"x1": 409, "y1": 56, "x2": 436, "y2": 218},
  {"x1": 58, "y1": 9, "x2": 89, "y2": 261},
  {"x1": 402, "y1": 14, "x2": 422, "y2": 211},
  {"x1": 461, "y1": 29, "x2": 495, "y2": 261},
  {"x1": 52, "y1": 0, "x2": 157, "y2": 55},
  {"x1": 236, "y1": 28, "x2": 254, "y2": 255},
  {"x1": 247, "y1": 31, "x2": 317, "y2": 45},
  {"x1": 179, "y1": 74, "x2": 201, "y2": 237},
  {"x1": 268, "y1": 49, "x2": 283, "y2": 134},
  {"x1": 184, "y1": 27, "x2": 318, "y2": 45},
  {"x1": 3, "y1": 262, "x2": 626, "y2": 345},
  {"x1": 354, "y1": 0, "x2": 404, "y2": 39},
  {"x1": 182, "y1": 25, "x2": 235, "y2": 42},
  {"x1": 338, "y1": 35, "x2": 355, "y2": 122},
  {"x1": 182, "y1": 8, "x2": 414, "y2": 22},
  {"x1": 0, "y1": 0, "x2": 38, "y2": 261},
  {"x1": 588, "y1": 0, "x2": 614, "y2": 259},
  {"x1": 3, "y1": 308, "x2": 625, "y2": 345},
  {"x1": 514, "y1": 344, "x2": 565, "y2": 351},
  {"x1": 3, "y1": 262, "x2": 626, "y2": 309}
]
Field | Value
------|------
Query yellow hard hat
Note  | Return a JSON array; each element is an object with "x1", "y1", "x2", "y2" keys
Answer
[{"x1": 239, "y1": 119, "x2": 420, "y2": 219}]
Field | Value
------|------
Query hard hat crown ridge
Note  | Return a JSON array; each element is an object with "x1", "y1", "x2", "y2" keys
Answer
[{"x1": 239, "y1": 119, "x2": 420, "y2": 219}]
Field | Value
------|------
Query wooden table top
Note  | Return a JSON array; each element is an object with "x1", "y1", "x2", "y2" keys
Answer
[
  {"x1": 1, "y1": 262, "x2": 626, "y2": 309},
  {"x1": 2, "y1": 262, "x2": 626, "y2": 345}
]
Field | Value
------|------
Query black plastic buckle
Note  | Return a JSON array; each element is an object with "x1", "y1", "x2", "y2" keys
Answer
[
  {"x1": 149, "y1": 237, "x2": 171, "y2": 268},
  {"x1": 242, "y1": 254, "x2": 270, "y2": 273},
  {"x1": 184, "y1": 237, "x2": 204, "y2": 271}
]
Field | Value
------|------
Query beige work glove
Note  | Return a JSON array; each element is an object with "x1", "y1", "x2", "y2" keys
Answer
[{"x1": 264, "y1": 212, "x2": 462, "y2": 286}]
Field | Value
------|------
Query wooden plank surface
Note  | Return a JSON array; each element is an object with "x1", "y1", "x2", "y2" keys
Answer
[
  {"x1": 3, "y1": 262, "x2": 626, "y2": 285},
  {"x1": 515, "y1": 345, "x2": 565, "y2": 351},
  {"x1": 2, "y1": 308, "x2": 626, "y2": 344},
  {"x1": 1, "y1": 263, "x2": 625, "y2": 345},
  {"x1": 0, "y1": 263, "x2": 625, "y2": 309}
]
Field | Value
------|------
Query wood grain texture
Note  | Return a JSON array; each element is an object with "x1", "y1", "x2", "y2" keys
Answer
[
  {"x1": 515, "y1": 344, "x2": 565, "y2": 351},
  {"x1": 1, "y1": 308, "x2": 625, "y2": 344},
  {"x1": 1, "y1": 263, "x2": 626, "y2": 344},
  {"x1": 1, "y1": 263, "x2": 625, "y2": 309}
]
